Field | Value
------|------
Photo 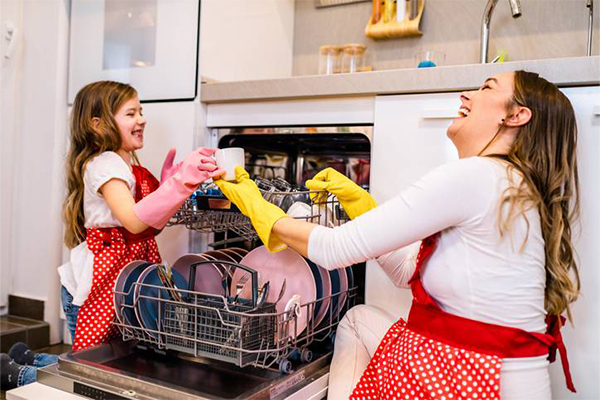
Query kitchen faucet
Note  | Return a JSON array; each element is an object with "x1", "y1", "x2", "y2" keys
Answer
[
  {"x1": 587, "y1": 0, "x2": 594, "y2": 56},
  {"x1": 480, "y1": 0, "x2": 522, "y2": 63}
]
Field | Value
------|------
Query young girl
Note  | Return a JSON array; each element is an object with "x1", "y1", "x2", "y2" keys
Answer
[{"x1": 1, "y1": 80, "x2": 222, "y2": 390}]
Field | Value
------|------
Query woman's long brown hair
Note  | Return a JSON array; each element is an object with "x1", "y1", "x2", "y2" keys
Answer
[
  {"x1": 492, "y1": 70, "x2": 581, "y2": 321},
  {"x1": 63, "y1": 81, "x2": 138, "y2": 248}
]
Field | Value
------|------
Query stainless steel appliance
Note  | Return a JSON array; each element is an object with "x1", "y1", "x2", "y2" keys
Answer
[{"x1": 37, "y1": 126, "x2": 371, "y2": 400}]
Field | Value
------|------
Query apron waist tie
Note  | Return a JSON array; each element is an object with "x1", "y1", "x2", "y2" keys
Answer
[
  {"x1": 86, "y1": 226, "x2": 155, "y2": 249},
  {"x1": 408, "y1": 301, "x2": 576, "y2": 393}
]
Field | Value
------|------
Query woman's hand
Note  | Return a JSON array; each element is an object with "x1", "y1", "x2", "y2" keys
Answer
[
  {"x1": 306, "y1": 167, "x2": 377, "y2": 220},
  {"x1": 214, "y1": 166, "x2": 288, "y2": 252}
]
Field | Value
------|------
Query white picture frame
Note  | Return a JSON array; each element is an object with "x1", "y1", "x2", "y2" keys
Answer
[{"x1": 68, "y1": 0, "x2": 200, "y2": 103}]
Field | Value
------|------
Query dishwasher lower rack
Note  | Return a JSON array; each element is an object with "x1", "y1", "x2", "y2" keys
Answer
[
  {"x1": 113, "y1": 280, "x2": 357, "y2": 374},
  {"x1": 166, "y1": 188, "x2": 348, "y2": 241}
]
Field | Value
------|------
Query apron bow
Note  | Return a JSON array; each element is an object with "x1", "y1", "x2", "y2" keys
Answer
[{"x1": 86, "y1": 228, "x2": 126, "y2": 256}]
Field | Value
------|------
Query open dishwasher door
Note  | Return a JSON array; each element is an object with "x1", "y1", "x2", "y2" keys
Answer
[{"x1": 37, "y1": 339, "x2": 331, "y2": 399}]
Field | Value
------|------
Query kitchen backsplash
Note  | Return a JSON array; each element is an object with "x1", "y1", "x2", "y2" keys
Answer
[{"x1": 292, "y1": 0, "x2": 599, "y2": 76}]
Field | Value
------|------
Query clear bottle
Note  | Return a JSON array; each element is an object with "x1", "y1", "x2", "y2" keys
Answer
[
  {"x1": 318, "y1": 45, "x2": 342, "y2": 75},
  {"x1": 341, "y1": 43, "x2": 367, "y2": 73}
]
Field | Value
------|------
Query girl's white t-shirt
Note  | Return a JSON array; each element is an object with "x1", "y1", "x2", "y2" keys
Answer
[{"x1": 58, "y1": 152, "x2": 136, "y2": 306}]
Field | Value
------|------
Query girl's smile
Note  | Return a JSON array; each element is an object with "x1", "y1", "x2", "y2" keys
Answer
[{"x1": 114, "y1": 95, "x2": 146, "y2": 154}]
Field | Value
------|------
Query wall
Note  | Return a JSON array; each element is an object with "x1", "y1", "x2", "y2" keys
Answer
[
  {"x1": 293, "y1": 0, "x2": 600, "y2": 76},
  {"x1": 2, "y1": 0, "x2": 209, "y2": 344},
  {"x1": 0, "y1": 0, "x2": 70, "y2": 342},
  {"x1": 200, "y1": 0, "x2": 295, "y2": 82},
  {"x1": 0, "y1": 0, "x2": 23, "y2": 310}
]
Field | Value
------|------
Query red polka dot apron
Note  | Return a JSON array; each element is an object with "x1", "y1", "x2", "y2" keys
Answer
[
  {"x1": 350, "y1": 233, "x2": 576, "y2": 399},
  {"x1": 72, "y1": 166, "x2": 162, "y2": 351}
]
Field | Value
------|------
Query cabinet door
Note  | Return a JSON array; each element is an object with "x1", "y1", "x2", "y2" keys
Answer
[
  {"x1": 550, "y1": 86, "x2": 600, "y2": 400},
  {"x1": 367, "y1": 92, "x2": 460, "y2": 318}
]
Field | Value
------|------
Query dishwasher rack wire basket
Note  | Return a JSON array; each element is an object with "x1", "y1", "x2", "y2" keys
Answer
[
  {"x1": 113, "y1": 260, "x2": 357, "y2": 373},
  {"x1": 116, "y1": 180, "x2": 357, "y2": 372},
  {"x1": 166, "y1": 180, "x2": 349, "y2": 241}
]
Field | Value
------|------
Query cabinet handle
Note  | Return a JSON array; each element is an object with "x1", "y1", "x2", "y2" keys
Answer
[
  {"x1": 421, "y1": 109, "x2": 457, "y2": 119},
  {"x1": 593, "y1": 106, "x2": 600, "y2": 116}
]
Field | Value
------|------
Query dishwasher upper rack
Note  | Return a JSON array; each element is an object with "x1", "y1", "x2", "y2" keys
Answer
[
  {"x1": 113, "y1": 260, "x2": 357, "y2": 373},
  {"x1": 167, "y1": 187, "x2": 349, "y2": 241}
]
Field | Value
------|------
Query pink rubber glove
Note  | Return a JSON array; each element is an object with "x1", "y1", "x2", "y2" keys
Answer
[
  {"x1": 133, "y1": 147, "x2": 224, "y2": 229},
  {"x1": 160, "y1": 148, "x2": 182, "y2": 184}
]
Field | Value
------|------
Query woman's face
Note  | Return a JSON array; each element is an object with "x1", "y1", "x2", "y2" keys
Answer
[
  {"x1": 114, "y1": 95, "x2": 146, "y2": 152},
  {"x1": 447, "y1": 72, "x2": 515, "y2": 158}
]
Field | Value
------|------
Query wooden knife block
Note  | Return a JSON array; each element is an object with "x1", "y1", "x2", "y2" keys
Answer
[{"x1": 365, "y1": 0, "x2": 425, "y2": 40}]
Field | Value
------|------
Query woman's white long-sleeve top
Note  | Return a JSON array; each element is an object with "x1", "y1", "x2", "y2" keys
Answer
[{"x1": 308, "y1": 156, "x2": 547, "y2": 334}]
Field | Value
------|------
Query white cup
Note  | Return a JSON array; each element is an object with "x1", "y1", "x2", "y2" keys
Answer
[
  {"x1": 215, "y1": 147, "x2": 245, "y2": 181},
  {"x1": 287, "y1": 201, "x2": 312, "y2": 219}
]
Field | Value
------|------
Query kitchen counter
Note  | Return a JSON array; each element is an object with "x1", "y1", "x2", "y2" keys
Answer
[{"x1": 201, "y1": 56, "x2": 600, "y2": 104}]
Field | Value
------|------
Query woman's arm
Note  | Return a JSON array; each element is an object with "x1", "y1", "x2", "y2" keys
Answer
[
  {"x1": 375, "y1": 242, "x2": 421, "y2": 288},
  {"x1": 276, "y1": 211, "x2": 423, "y2": 285},
  {"x1": 272, "y1": 217, "x2": 318, "y2": 257},
  {"x1": 101, "y1": 178, "x2": 149, "y2": 234},
  {"x1": 283, "y1": 157, "x2": 497, "y2": 269}
]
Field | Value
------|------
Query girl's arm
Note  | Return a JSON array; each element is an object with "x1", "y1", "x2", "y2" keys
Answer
[{"x1": 101, "y1": 178, "x2": 149, "y2": 234}]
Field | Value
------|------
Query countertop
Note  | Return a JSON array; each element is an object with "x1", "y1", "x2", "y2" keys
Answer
[{"x1": 201, "y1": 56, "x2": 600, "y2": 104}]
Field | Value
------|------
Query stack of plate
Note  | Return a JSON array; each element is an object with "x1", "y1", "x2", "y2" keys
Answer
[
  {"x1": 113, "y1": 248, "x2": 249, "y2": 339},
  {"x1": 229, "y1": 246, "x2": 354, "y2": 339}
]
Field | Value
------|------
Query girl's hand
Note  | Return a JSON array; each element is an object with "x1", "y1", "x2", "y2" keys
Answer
[
  {"x1": 160, "y1": 148, "x2": 182, "y2": 184},
  {"x1": 179, "y1": 147, "x2": 224, "y2": 186}
]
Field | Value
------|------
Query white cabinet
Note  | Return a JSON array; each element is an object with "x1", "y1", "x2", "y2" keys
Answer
[
  {"x1": 550, "y1": 86, "x2": 600, "y2": 400},
  {"x1": 367, "y1": 87, "x2": 600, "y2": 399},
  {"x1": 367, "y1": 92, "x2": 460, "y2": 319}
]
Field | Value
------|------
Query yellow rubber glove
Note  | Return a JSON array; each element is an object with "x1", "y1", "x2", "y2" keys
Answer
[
  {"x1": 214, "y1": 166, "x2": 288, "y2": 252},
  {"x1": 305, "y1": 167, "x2": 377, "y2": 220}
]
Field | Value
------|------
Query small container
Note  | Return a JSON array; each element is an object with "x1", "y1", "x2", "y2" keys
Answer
[
  {"x1": 318, "y1": 45, "x2": 342, "y2": 75},
  {"x1": 415, "y1": 50, "x2": 445, "y2": 68},
  {"x1": 341, "y1": 43, "x2": 367, "y2": 73}
]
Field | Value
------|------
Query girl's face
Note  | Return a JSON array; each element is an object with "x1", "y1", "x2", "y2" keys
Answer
[
  {"x1": 446, "y1": 72, "x2": 515, "y2": 158},
  {"x1": 114, "y1": 95, "x2": 146, "y2": 152}
]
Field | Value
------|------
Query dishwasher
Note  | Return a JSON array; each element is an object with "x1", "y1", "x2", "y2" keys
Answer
[{"x1": 37, "y1": 126, "x2": 372, "y2": 400}]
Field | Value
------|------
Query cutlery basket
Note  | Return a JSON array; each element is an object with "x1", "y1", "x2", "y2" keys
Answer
[
  {"x1": 162, "y1": 260, "x2": 282, "y2": 367},
  {"x1": 162, "y1": 293, "x2": 279, "y2": 367}
]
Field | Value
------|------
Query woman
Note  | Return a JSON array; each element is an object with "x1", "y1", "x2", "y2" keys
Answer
[{"x1": 215, "y1": 70, "x2": 580, "y2": 399}]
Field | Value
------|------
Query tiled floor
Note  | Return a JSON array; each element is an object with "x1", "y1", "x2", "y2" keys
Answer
[{"x1": 0, "y1": 343, "x2": 71, "y2": 400}]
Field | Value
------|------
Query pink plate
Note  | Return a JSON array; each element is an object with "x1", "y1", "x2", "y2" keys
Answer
[
  {"x1": 231, "y1": 246, "x2": 317, "y2": 338},
  {"x1": 335, "y1": 268, "x2": 349, "y2": 319},
  {"x1": 314, "y1": 265, "x2": 331, "y2": 327},
  {"x1": 220, "y1": 248, "x2": 248, "y2": 262},
  {"x1": 172, "y1": 253, "x2": 224, "y2": 296}
]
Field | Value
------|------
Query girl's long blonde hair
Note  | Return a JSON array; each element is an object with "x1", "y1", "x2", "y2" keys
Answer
[
  {"x1": 493, "y1": 71, "x2": 580, "y2": 321},
  {"x1": 63, "y1": 81, "x2": 138, "y2": 248}
]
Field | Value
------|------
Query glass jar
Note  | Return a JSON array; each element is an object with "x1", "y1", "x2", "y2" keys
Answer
[
  {"x1": 318, "y1": 45, "x2": 342, "y2": 75},
  {"x1": 341, "y1": 43, "x2": 367, "y2": 73}
]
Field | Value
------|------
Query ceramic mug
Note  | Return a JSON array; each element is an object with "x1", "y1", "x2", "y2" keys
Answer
[{"x1": 215, "y1": 147, "x2": 245, "y2": 181}]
